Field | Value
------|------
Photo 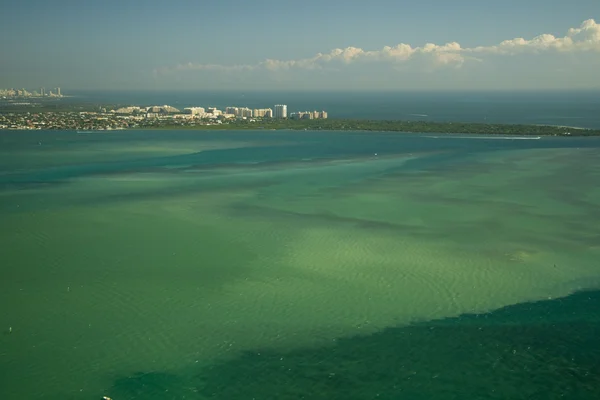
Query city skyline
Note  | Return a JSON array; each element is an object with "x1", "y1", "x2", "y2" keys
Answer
[
  {"x1": 1, "y1": 0, "x2": 599, "y2": 90},
  {"x1": 111, "y1": 103, "x2": 326, "y2": 120},
  {"x1": 0, "y1": 101, "x2": 329, "y2": 130},
  {"x1": 0, "y1": 87, "x2": 63, "y2": 98}
]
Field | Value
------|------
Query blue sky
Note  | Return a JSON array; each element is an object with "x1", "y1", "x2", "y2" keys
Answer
[{"x1": 1, "y1": 0, "x2": 599, "y2": 90}]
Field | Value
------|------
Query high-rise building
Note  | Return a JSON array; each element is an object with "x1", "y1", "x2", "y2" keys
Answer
[
  {"x1": 206, "y1": 107, "x2": 222, "y2": 116},
  {"x1": 274, "y1": 104, "x2": 287, "y2": 119},
  {"x1": 293, "y1": 110, "x2": 328, "y2": 119},
  {"x1": 56, "y1": 87, "x2": 61, "y2": 96},
  {"x1": 252, "y1": 108, "x2": 273, "y2": 118},
  {"x1": 184, "y1": 107, "x2": 205, "y2": 115}
]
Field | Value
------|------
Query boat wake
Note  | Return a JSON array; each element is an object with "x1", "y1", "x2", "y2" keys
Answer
[{"x1": 425, "y1": 136, "x2": 542, "y2": 140}]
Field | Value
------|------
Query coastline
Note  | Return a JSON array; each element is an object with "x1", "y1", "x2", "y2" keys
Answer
[
  {"x1": 126, "y1": 121, "x2": 600, "y2": 136},
  {"x1": 2, "y1": 116, "x2": 600, "y2": 136},
  {"x1": 2, "y1": 125, "x2": 599, "y2": 137}
]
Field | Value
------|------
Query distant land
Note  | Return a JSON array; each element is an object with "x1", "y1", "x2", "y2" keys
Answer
[
  {"x1": 163, "y1": 119, "x2": 598, "y2": 136},
  {"x1": 0, "y1": 99, "x2": 598, "y2": 136}
]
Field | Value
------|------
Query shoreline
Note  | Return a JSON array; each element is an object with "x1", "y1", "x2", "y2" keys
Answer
[
  {"x1": 1, "y1": 126, "x2": 599, "y2": 137},
  {"x1": 133, "y1": 123, "x2": 600, "y2": 136},
  {"x1": 2, "y1": 118, "x2": 600, "y2": 136},
  {"x1": 128, "y1": 118, "x2": 600, "y2": 136}
]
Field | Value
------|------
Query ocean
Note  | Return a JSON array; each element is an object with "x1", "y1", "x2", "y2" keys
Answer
[
  {"x1": 1, "y1": 95, "x2": 600, "y2": 399},
  {"x1": 65, "y1": 90, "x2": 600, "y2": 129}
]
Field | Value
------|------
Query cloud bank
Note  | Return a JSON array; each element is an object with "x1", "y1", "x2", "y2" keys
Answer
[{"x1": 155, "y1": 19, "x2": 600, "y2": 76}]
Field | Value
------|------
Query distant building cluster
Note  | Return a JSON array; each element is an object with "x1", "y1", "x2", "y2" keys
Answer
[
  {"x1": 223, "y1": 107, "x2": 275, "y2": 118},
  {"x1": 290, "y1": 110, "x2": 328, "y2": 120},
  {"x1": 0, "y1": 99, "x2": 329, "y2": 130},
  {"x1": 0, "y1": 87, "x2": 63, "y2": 98},
  {"x1": 110, "y1": 103, "x2": 327, "y2": 120},
  {"x1": 253, "y1": 108, "x2": 273, "y2": 118},
  {"x1": 113, "y1": 105, "x2": 181, "y2": 116}
]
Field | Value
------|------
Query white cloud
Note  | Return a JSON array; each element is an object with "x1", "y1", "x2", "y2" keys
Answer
[
  {"x1": 469, "y1": 19, "x2": 600, "y2": 55},
  {"x1": 154, "y1": 19, "x2": 600, "y2": 76}
]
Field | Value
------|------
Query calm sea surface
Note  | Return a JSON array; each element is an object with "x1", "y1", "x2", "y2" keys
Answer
[
  {"x1": 65, "y1": 90, "x2": 600, "y2": 129},
  {"x1": 1, "y1": 128, "x2": 600, "y2": 399}
]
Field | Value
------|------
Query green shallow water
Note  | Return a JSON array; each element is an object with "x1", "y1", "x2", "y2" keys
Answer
[{"x1": 0, "y1": 130, "x2": 599, "y2": 399}]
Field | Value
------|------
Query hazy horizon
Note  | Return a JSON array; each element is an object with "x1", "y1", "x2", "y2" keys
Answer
[{"x1": 1, "y1": 0, "x2": 599, "y2": 91}]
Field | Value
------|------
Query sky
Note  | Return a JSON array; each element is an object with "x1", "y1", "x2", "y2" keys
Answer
[{"x1": 1, "y1": 0, "x2": 599, "y2": 91}]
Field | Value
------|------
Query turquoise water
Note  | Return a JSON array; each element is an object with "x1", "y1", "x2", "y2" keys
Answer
[{"x1": 1, "y1": 130, "x2": 600, "y2": 399}]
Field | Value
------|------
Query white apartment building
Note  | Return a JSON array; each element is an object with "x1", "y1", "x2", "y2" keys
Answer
[
  {"x1": 253, "y1": 108, "x2": 273, "y2": 118},
  {"x1": 292, "y1": 110, "x2": 328, "y2": 120},
  {"x1": 184, "y1": 107, "x2": 205, "y2": 115},
  {"x1": 206, "y1": 107, "x2": 222, "y2": 116},
  {"x1": 274, "y1": 104, "x2": 287, "y2": 119},
  {"x1": 226, "y1": 107, "x2": 253, "y2": 118}
]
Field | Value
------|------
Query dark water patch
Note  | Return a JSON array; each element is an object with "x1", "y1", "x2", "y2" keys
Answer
[
  {"x1": 542, "y1": 184, "x2": 600, "y2": 214},
  {"x1": 4, "y1": 132, "x2": 598, "y2": 191},
  {"x1": 0, "y1": 143, "x2": 419, "y2": 191},
  {"x1": 179, "y1": 151, "x2": 408, "y2": 173},
  {"x1": 0, "y1": 180, "x2": 71, "y2": 192},
  {"x1": 227, "y1": 201, "x2": 586, "y2": 250},
  {"x1": 560, "y1": 220, "x2": 600, "y2": 243},
  {"x1": 188, "y1": 290, "x2": 600, "y2": 400},
  {"x1": 349, "y1": 150, "x2": 540, "y2": 187},
  {"x1": 227, "y1": 203, "x2": 429, "y2": 236},
  {"x1": 72, "y1": 179, "x2": 281, "y2": 208},
  {"x1": 552, "y1": 192, "x2": 600, "y2": 214},
  {"x1": 100, "y1": 291, "x2": 600, "y2": 400},
  {"x1": 0, "y1": 176, "x2": 281, "y2": 214},
  {"x1": 106, "y1": 371, "x2": 189, "y2": 399},
  {"x1": 407, "y1": 192, "x2": 537, "y2": 211},
  {"x1": 0, "y1": 139, "x2": 317, "y2": 188},
  {"x1": 227, "y1": 198, "x2": 595, "y2": 254}
]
